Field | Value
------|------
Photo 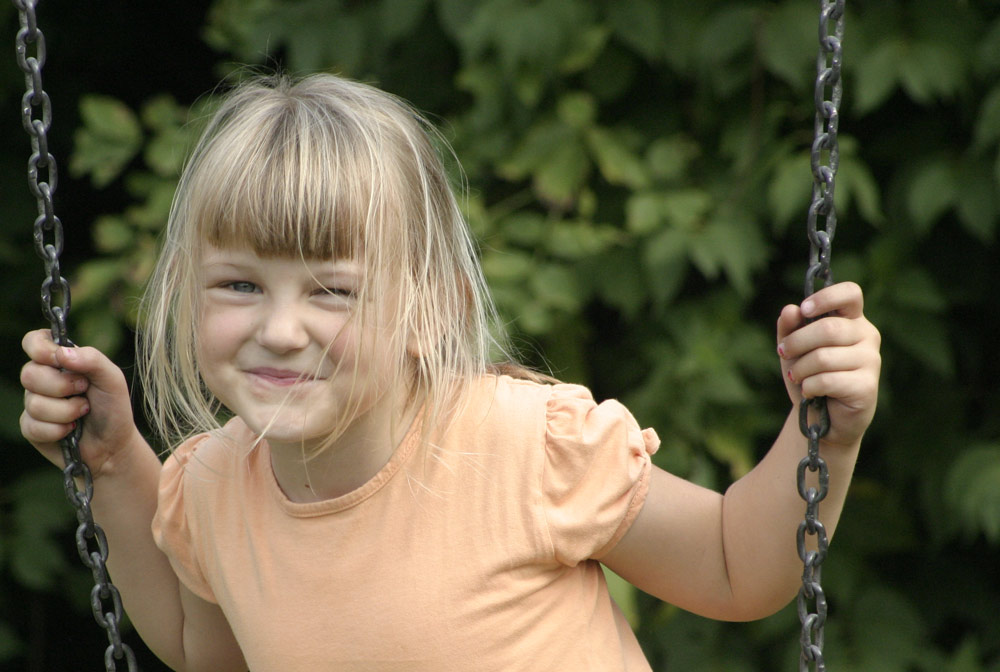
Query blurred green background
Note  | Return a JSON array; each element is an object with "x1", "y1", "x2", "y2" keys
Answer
[{"x1": 2, "y1": 1, "x2": 999, "y2": 670}]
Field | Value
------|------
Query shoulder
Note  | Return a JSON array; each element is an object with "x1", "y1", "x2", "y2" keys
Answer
[
  {"x1": 469, "y1": 373, "x2": 592, "y2": 409},
  {"x1": 162, "y1": 417, "x2": 257, "y2": 483},
  {"x1": 456, "y1": 374, "x2": 595, "y2": 432},
  {"x1": 456, "y1": 374, "x2": 655, "y2": 454}
]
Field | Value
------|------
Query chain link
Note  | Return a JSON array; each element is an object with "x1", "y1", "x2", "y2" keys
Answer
[
  {"x1": 797, "y1": 1, "x2": 844, "y2": 670},
  {"x1": 12, "y1": 1, "x2": 138, "y2": 669}
]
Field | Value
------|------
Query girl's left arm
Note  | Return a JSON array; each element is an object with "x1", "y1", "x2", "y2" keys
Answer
[{"x1": 601, "y1": 282, "x2": 880, "y2": 622}]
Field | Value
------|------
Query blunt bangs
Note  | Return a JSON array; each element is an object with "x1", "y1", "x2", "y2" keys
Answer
[{"x1": 185, "y1": 82, "x2": 375, "y2": 261}]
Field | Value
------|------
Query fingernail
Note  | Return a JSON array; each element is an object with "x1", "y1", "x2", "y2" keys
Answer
[
  {"x1": 777, "y1": 343, "x2": 786, "y2": 358},
  {"x1": 801, "y1": 299, "x2": 815, "y2": 316},
  {"x1": 74, "y1": 378, "x2": 88, "y2": 393},
  {"x1": 80, "y1": 404, "x2": 90, "y2": 416},
  {"x1": 787, "y1": 369, "x2": 796, "y2": 384},
  {"x1": 59, "y1": 346, "x2": 77, "y2": 361}
]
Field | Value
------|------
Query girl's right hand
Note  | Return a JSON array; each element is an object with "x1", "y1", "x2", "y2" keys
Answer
[{"x1": 20, "y1": 328, "x2": 141, "y2": 479}]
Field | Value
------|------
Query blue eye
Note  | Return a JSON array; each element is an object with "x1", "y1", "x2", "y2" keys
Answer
[{"x1": 227, "y1": 281, "x2": 258, "y2": 293}]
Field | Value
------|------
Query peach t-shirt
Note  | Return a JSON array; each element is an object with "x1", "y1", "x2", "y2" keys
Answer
[{"x1": 152, "y1": 375, "x2": 659, "y2": 671}]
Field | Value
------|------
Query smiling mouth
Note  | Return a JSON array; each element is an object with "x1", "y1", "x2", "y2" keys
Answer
[{"x1": 246, "y1": 368, "x2": 324, "y2": 386}]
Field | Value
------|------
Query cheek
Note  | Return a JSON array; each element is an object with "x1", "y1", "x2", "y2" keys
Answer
[{"x1": 197, "y1": 312, "x2": 246, "y2": 365}]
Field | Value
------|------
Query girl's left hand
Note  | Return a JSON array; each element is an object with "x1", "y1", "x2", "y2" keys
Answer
[{"x1": 776, "y1": 281, "x2": 881, "y2": 449}]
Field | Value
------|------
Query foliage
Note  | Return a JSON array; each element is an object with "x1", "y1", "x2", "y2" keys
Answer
[{"x1": 1, "y1": 0, "x2": 999, "y2": 669}]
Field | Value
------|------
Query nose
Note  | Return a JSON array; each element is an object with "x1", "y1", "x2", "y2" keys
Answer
[{"x1": 256, "y1": 299, "x2": 310, "y2": 353}]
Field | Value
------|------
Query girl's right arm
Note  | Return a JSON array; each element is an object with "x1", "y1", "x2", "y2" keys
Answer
[{"x1": 20, "y1": 329, "x2": 247, "y2": 672}]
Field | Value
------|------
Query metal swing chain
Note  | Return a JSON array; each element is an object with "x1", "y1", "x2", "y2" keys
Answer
[
  {"x1": 797, "y1": 1, "x2": 844, "y2": 671},
  {"x1": 12, "y1": 1, "x2": 138, "y2": 670}
]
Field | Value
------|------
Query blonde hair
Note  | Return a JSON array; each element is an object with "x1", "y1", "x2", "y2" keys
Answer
[{"x1": 139, "y1": 72, "x2": 536, "y2": 454}]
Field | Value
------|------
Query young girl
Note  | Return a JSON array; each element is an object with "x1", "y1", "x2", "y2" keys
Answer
[{"x1": 20, "y1": 73, "x2": 880, "y2": 671}]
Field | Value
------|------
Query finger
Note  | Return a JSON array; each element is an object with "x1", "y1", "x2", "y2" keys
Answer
[
  {"x1": 801, "y1": 281, "x2": 864, "y2": 320},
  {"x1": 20, "y1": 408, "x2": 75, "y2": 447},
  {"x1": 20, "y1": 359, "x2": 90, "y2": 398},
  {"x1": 776, "y1": 303, "x2": 803, "y2": 344},
  {"x1": 22, "y1": 328, "x2": 59, "y2": 366},
  {"x1": 787, "y1": 344, "x2": 875, "y2": 390},
  {"x1": 799, "y1": 367, "x2": 879, "y2": 407},
  {"x1": 52, "y1": 345, "x2": 127, "y2": 397},
  {"x1": 780, "y1": 316, "x2": 867, "y2": 361},
  {"x1": 23, "y1": 389, "x2": 90, "y2": 426}
]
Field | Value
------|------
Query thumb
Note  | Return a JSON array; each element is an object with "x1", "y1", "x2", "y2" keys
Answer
[{"x1": 53, "y1": 345, "x2": 127, "y2": 396}]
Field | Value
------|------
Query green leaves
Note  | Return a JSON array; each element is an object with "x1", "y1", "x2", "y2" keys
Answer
[
  {"x1": 70, "y1": 96, "x2": 142, "y2": 187},
  {"x1": 4, "y1": 1, "x2": 1000, "y2": 670},
  {"x1": 68, "y1": 94, "x2": 202, "y2": 355},
  {"x1": 945, "y1": 444, "x2": 1000, "y2": 543}
]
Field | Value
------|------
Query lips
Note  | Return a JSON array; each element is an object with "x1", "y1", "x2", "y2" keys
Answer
[{"x1": 246, "y1": 367, "x2": 322, "y2": 386}]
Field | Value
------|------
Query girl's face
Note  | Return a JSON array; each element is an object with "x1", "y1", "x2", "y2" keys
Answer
[{"x1": 196, "y1": 244, "x2": 400, "y2": 452}]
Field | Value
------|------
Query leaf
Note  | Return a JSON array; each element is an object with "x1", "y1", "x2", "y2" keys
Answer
[
  {"x1": 642, "y1": 226, "x2": 688, "y2": 306},
  {"x1": 661, "y1": 189, "x2": 712, "y2": 231},
  {"x1": 533, "y1": 139, "x2": 589, "y2": 205},
  {"x1": 850, "y1": 586, "x2": 929, "y2": 670},
  {"x1": 586, "y1": 247, "x2": 645, "y2": 319},
  {"x1": 944, "y1": 444, "x2": 1000, "y2": 542},
  {"x1": 696, "y1": 4, "x2": 757, "y2": 69},
  {"x1": 839, "y1": 151, "x2": 884, "y2": 226},
  {"x1": 768, "y1": 151, "x2": 812, "y2": 231},
  {"x1": 646, "y1": 135, "x2": 699, "y2": 183},
  {"x1": 380, "y1": 0, "x2": 430, "y2": 41},
  {"x1": 0, "y1": 621, "x2": 23, "y2": 663},
  {"x1": 759, "y1": 1, "x2": 816, "y2": 91},
  {"x1": 481, "y1": 248, "x2": 534, "y2": 284},
  {"x1": 545, "y1": 221, "x2": 621, "y2": 259},
  {"x1": 585, "y1": 127, "x2": 649, "y2": 189},
  {"x1": 500, "y1": 212, "x2": 546, "y2": 247},
  {"x1": 883, "y1": 307, "x2": 954, "y2": 378},
  {"x1": 626, "y1": 192, "x2": 665, "y2": 235},
  {"x1": 144, "y1": 125, "x2": 189, "y2": 177},
  {"x1": 854, "y1": 39, "x2": 903, "y2": 114},
  {"x1": 687, "y1": 216, "x2": 769, "y2": 296},
  {"x1": 7, "y1": 471, "x2": 73, "y2": 591},
  {"x1": 955, "y1": 159, "x2": 998, "y2": 242},
  {"x1": 70, "y1": 95, "x2": 143, "y2": 187},
  {"x1": 499, "y1": 120, "x2": 575, "y2": 181},
  {"x1": 890, "y1": 268, "x2": 947, "y2": 313},
  {"x1": 78, "y1": 309, "x2": 126, "y2": 357},
  {"x1": 705, "y1": 430, "x2": 754, "y2": 479},
  {"x1": 943, "y1": 637, "x2": 983, "y2": 672},
  {"x1": 973, "y1": 85, "x2": 1000, "y2": 151},
  {"x1": 557, "y1": 92, "x2": 597, "y2": 130},
  {"x1": 898, "y1": 41, "x2": 967, "y2": 105},
  {"x1": 559, "y1": 25, "x2": 609, "y2": 74},
  {"x1": 93, "y1": 215, "x2": 135, "y2": 254},
  {"x1": 72, "y1": 258, "x2": 126, "y2": 306},
  {"x1": 607, "y1": 0, "x2": 665, "y2": 62},
  {"x1": 907, "y1": 159, "x2": 957, "y2": 234},
  {"x1": 530, "y1": 263, "x2": 582, "y2": 312},
  {"x1": 140, "y1": 94, "x2": 186, "y2": 131},
  {"x1": 9, "y1": 533, "x2": 66, "y2": 591}
]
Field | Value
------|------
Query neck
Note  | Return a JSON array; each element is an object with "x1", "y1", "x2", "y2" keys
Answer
[{"x1": 267, "y1": 396, "x2": 419, "y2": 503}]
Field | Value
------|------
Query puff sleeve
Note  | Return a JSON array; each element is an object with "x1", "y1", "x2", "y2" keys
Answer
[
  {"x1": 543, "y1": 384, "x2": 660, "y2": 566},
  {"x1": 150, "y1": 434, "x2": 218, "y2": 603}
]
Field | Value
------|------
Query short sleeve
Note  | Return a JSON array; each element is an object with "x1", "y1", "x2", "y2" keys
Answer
[
  {"x1": 151, "y1": 435, "x2": 218, "y2": 603},
  {"x1": 543, "y1": 384, "x2": 660, "y2": 566}
]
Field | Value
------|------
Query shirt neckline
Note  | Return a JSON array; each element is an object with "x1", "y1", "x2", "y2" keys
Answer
[{"x1": 260, "y1": 414, "x2": 423, "y2": 518}]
